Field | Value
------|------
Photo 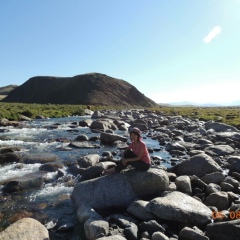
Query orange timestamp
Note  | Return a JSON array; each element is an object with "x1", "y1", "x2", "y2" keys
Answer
[{"x1": 212, "y1": 211, "x2": 240, "y2": 220}]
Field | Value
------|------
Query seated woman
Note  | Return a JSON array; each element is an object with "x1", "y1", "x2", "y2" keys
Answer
[{"x1": 106, "y1": 127, "x2": 151, "y2": 173}]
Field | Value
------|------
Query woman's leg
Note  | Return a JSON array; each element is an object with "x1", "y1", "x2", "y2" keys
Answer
[{"x1": 129, "y1": 160, "x2": 150, "y2": 171}]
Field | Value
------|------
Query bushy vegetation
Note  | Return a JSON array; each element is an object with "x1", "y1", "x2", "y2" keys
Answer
[
  {"x1": 0, "y1": 103, "x2": 240, "y2": 129},
  {"x1": 151, "y1": 106, "x2": 240, "y2": 129},
  {"x1": 0, "y1": 103, "x2": 88, "y2": 120}
]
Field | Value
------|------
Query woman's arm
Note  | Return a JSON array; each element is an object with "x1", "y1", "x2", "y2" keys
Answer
[{"x1": 122, "y1": 148, "x2": 144, "y2": 166}]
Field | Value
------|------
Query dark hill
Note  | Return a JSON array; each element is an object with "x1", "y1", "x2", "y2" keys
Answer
[{"x1": 1, "y1": 73, "x2": 157, "y2": 107}]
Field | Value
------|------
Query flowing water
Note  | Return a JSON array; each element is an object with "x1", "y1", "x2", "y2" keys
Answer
[{"x1": 0, "y1": 116, "x2": 171, "y2": 239}]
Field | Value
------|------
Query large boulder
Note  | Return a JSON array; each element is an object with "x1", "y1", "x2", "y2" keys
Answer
[
  {"x1": 171, "y1": 153, "x2": 222, "y2": 178},
  {"x1": 0, "y1": 217, "x2": 49, "y2": 240},
  {"x1": 100, "y1": 132, "x2": 128, "y2": 144},
  {"x1": 205, "y1": 145, "x2": 235, "y2": 156},
  {"x1": 146, "y1": 191, "x2": 212, "y2": 226},
  {"x1": 21, "y1": 153, "x2": 58, "y2": 164},
  {"x1": 206, "y1": 219, "x2": 240, "y2": 240},
  {"x1": 205, "y1": 121, "x2": 239, "y2": 132},
  {"x1": 71, "y1": 168, "x2": 169, "y2": 213},
  {"x1": 3, "y1": 172, "x2": 46, "y2": 193}
]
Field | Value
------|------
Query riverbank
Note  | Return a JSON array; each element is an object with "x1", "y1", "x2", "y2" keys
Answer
[{"x1": 1, "y1": 109, "x2": 240, "y2": 239}]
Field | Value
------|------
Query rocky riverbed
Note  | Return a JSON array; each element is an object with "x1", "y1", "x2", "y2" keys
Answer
[{"x1": 1, "y1": 109, "x2": 240, "y2": 240}]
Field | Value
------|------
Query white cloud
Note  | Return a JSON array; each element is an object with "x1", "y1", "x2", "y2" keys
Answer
[{"x1": 203, "y1": 26, "x2": 222, "y2": 44}]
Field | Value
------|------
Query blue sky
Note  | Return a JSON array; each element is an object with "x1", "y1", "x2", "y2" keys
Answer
[{"x1": 1, "y1": 0, "x2": 240, "y2": 104}]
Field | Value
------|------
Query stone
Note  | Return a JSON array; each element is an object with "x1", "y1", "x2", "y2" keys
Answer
[
  {"x1": 77, "y1": 154, "x2": 100, "y2": 168},
  {"x1": 22, "y1": 153, "x2": 58, "y2": 164},
  {"x1": 0, "y1": 217, "x2": 49, "y2": 240},
  {"x1": 179, "y1": 226, "x2": 209, "y2": 240},
  {"x1": 206, "y1": 219, "x2": 240, "y2": 240},
  {"x1": 205, "y1": 121, "x2": 239, "y2": 132},
  {"x1": 171, "y1": 153, "x2": 222, "y2": 178},
  {"x1": 204, "y1": 191, "x2": 229, "y2": 210},
  {"x1": 138, "y1": 220, "x2": 165, "y2": 235},
  {"x1": 146, "y1": 191, "x2": 212, "y2": 226},
  {"x1": 201, "y1": 172, "x2": 225, "y2": 184},
  {"x1": 100, "y1": 132, "x2": 128, "y2": 144},
  {"x1": 205, "y1": 145, "x2": 235, "y2": 156},
  {"x1": 175, "y1": 175, "x2": 192, "y2": 195},
  {"x1": 127, "y1": 200, "x2": 156, "y2": 221},
  {"x1": 0, "y1": 152, "x2": 21, "y2": 165},
  {"x1": 151, "y1": 231, "x2": 169, "y2": 240}
]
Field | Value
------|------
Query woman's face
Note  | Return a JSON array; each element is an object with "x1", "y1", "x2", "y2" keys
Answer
[{"x1": 130, "y1": 132, "x2": 139, "y2": 142}]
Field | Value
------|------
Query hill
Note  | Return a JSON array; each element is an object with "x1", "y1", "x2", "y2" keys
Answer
[
  {"x1": 0, "y1": 85, "x2": 18, "y2": 100},
  {"x1": 1, "y1": 73, "x2": 157, "y2": 107}
]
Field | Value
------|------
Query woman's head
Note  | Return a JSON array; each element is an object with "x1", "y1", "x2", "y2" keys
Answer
[{"x1": 130, "y1": 127, "x2": 142, "y2": 141}]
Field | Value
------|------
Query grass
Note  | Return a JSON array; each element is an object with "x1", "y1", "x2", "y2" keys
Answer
[{"x1": 0, "y1": 102, "x2": 240, "y2": 129}]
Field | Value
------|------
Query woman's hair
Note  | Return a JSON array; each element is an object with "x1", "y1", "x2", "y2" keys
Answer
[{"x1": 130, "y1": 127, "x2": 142, "y2": 141}]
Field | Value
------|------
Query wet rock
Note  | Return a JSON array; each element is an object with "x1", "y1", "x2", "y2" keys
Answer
[
  {"x1": 22, "y1": 153, "x2": 58, "y2": 164},
  {"x1": 229, "y1": 160, "x2": 240, "y2": 174},
  {"x1": 146, "y1": 191, "x2": 212, "y2": 226},
  {"x1": 0, "y1": 217, "x2": 49, "y2": 240},
  {"x1": 90, "y1": 120, "x2": 118, "y2": 131},
  {"x1": 79, "y1": 119, "x2": 93, "y2": 127},
  {"x1": 3, "y1": 172, "x2": 46, "y2": 193},
  {"x1": 39, "y1": 162, "x2": 64, "y2": 172},
  {"x1": 91, "y1": 111, "x2": 102, "y2": 118},
  {"x1": 75, "y1": 134, "x2": 89, "y2": 141},
  {"x1": 77, "y1": 154, "x2": 101, "y2": 168},
  {"x1": 0, "y1": 152, "x2": 21, "y2": 165},
  {"x1": 206, "y1": 219, "x2": 240, "y2": 240},
  {"x1": 0, "y1": 118, "x2": 21, "y2": 127},
  {"x1": 100, "y1": 132, "x2": 128, "y2": 144},
  {"x1": 0, "y1": 147, "x2": 22, "y2": 154},
  {"x1": 171, "y1": 153, "x2": 222, "y2": 178},
  {"x1": 69, "y1": 141, "x2": 100, "y2": 148},
  {"x1": 124, "y1": 222, "x2": 138, "y2": 240}
]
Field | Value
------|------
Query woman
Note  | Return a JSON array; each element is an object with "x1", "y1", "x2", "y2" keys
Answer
[{"x1": 106, "y1": 127, "x2": 151, "y2": 173}]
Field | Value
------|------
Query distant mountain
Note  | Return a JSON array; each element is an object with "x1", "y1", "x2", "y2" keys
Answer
[
  {"x1": 0, "y1": 85, "x2": 18, "y2": 95},
  {"x1": 159, "y1": 101, "x2": 240, "y2": 107},
  {"x1": 1, "y1": 73, "x2": 157, "y2": 107}
]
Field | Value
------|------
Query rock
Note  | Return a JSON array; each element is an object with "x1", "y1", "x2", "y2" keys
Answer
[
  {"x1": 0, "y1": 147, "x2": 22, "y2": 154},
  {"x1": 77, "y1": 154, "x2": 101, "y2": 168},
  {"x1": 100, "y1": 132, "x2": 128, "y2": 144},
  {"x1": 152, "y1": 231, "x2": 169, "y2": 240},
  {"x1": 205, "y1": 183, "x2": 221, "y2": 195},
  {"x1": 201, "y1": 172, "x2": 226, "y2": 184},
  {"x1": 171, "y1": 153, "x2": 222, "y2": 178},
  {"x1": 175, "y1": 175, "x2": 192, "y2": 195},
  {"x1": 39, "y1": 162, "x2": 64, "y2": 172},
  {"x1": 179, "y1": 226, "x2": 209, "y2": 240},
  {"x1": 3, "y1": 172, "x2": 46, "y2": 193},
  {"x1": 91, "y1": 111, "x2": 102, "y2": 118},
  {"x1": 84, "y1": 109, "x2": 94, "y2": 115},
  {"x1": 69, "y1": 141, "x2": 100, "y2": 149},
  {"x1": 71, "y1": 168, "x2": 169, "y2": 212},
  {"x1": 79, "y1": 119, "x2": 93, "y2": 127},
  {"x1": 205, "y1": 145, "x2": 235, "y2": 156},
  {"x1": 80, "y1": 163, "x2": 106, "y2": 181},
  {"x1": 77, "y1": 204, "x2": 102, "y2": 223},
  {"x1": 127, "y1": 200, "x2": 156, "y2": 221},
  {"x1": 19, "y1": 114, "x2": 32, "y2": 121},
  {"x1": 205, "y1": 121, "x2": 239, "y2": 132},
  {"x1": 84, "y1": 218, "x2": 109, "y2": 240},
  {"x1": 22, "y1": 153, "x2": 58, "y2": 164},
  {"x1": 146, "y1": 191, "x2": 212, "y2": 226},
  {"x1": 220, "y1": 182, "x2": 235, "y2": 192},
  {"x1": 75, "y1": 134, "x2": 89, "y2": 141},
  {"x1": 223, "y1": 176, "x2": 239, "y2": 188},
  {"x1": 204, "y1": 191, "x2": 229, "y2": 210},
  {"x1": 138, "y1": 220, "x2": 165, "y2": 235},
  {"x1": 90, "y1": 120, "x2": 118, "y2": 131},
  {"x1": 0, "y1": 152, "x2": 21, "y2": 165},
  {"x1": 97, "y1": 236, "x2": 127, "y2": 240},
  {"x1": 206, "y1": 219, "x2": 240, "y2": 240},
  {"x1": 124, "y1": 222, "x2": 138, "y2": 240},
  {"x1": 229, "y1": 161, "x2": 240, "y2": 174},
  {"x1": 0, "y1": 217, "x2": 49, "y2": 240},
  {"x1": 227, "y1": 156, "x2": 240, "y2": 164}
]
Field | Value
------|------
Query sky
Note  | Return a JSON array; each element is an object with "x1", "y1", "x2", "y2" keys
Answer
[{"x1": 0, "y1": 0, "x2": 240, "y2": 104}]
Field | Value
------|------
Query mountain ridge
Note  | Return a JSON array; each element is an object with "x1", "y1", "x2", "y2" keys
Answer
[{"x1": 1, "y1": 73, "x2": 157, "y2": 107}]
